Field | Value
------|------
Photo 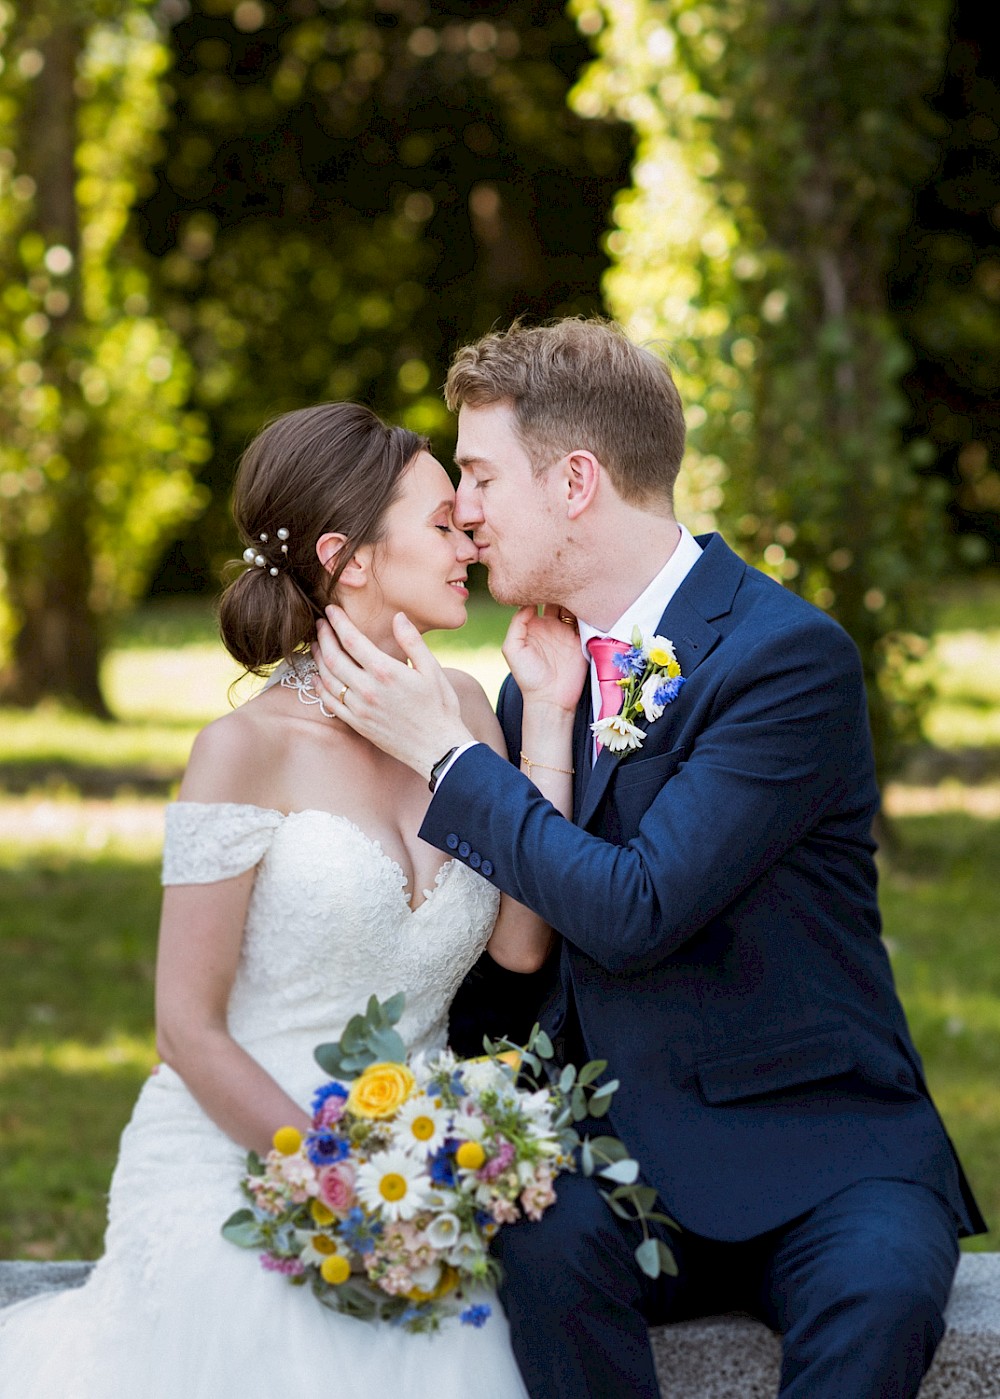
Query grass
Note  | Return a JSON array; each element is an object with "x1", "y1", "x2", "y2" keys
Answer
[{"x1": 1, "y1": 590, "x2": 999, "y2": 1259}]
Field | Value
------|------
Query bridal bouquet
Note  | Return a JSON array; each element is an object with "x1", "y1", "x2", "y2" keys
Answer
[{"x1": 222, "y1": 994, "x2": 674, "y2": 1333}]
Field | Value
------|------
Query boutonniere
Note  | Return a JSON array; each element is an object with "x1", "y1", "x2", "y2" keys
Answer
[{"x1": 591, "y1": 627, "x2": 686, "y2": 755}]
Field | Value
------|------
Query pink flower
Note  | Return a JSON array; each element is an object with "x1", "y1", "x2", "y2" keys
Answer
[
  {"x1": 261, "y1": 1253, "x2": 304, "y2": 1275},
  {"x1": 319, "y1": 1161, "x2": 357, "y2": 1214},
  {"x1": 489, "y1": 1198, "x2": 520, "y2": 1225},
  {"x1": 520, "y1": 1166, "x2": 557, "y2": 1222},
  {"x1": 479, "y1": 1140, "x2": 516, "y2": 1182},
  {"x1": 315, "y1": 1097, "x2": 346, "y2": 1128}
]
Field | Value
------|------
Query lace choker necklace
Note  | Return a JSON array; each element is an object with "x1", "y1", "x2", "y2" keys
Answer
[{"x1": 279, "y1": 658, "x2": 335, "y2": 719}]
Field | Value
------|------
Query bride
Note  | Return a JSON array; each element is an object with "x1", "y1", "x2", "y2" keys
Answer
[{"x1": 0, "y1": 402, "x2": 585, "y2": 1399}]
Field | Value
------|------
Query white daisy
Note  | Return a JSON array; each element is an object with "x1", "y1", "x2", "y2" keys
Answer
[
  {"x1": 423, "y1": 1211, "x2": 462, "y2": 1251},
  {"x1": 356, "y1": 1149, "x2": 433, "y2": 1222},
  {"x1": 591, "y1": 714, "x2": 645, "y2": 752},
  {"x1": 392, "y1": 1094, "x2": 450, "y2": 1156}
]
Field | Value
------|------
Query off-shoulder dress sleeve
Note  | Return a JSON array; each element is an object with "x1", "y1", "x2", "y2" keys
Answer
[{"x1": 161, "y1": 802, "x2": 283, "y2": 885}]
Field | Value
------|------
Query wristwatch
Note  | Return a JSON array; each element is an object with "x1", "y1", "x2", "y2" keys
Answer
[{"x1": 428, "y1": 746, "x2": 460, "y2": 793}]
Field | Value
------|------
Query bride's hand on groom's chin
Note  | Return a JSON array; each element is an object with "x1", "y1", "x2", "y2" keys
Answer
[{"x1": 311, "y1": 606, "x2": 472, "y2": 777}]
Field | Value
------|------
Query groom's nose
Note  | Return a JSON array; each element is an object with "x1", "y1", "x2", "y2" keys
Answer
[{"x1": 453, "y1": 478, "x2": 481, "y2": 530}]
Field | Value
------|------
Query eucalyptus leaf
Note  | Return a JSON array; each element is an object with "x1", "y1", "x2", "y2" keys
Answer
[
  {"x1": 382, "y1": 992, "x2": 405, "y2": 1025},
  {"x1": 580, "y1": 1138, "x2": 595, "y2": 1176},
  {"x1": 570, "y1": 1086, "x2": 589, "y2": 1120},
  {"x1": 596, "y1": 1157, "x2": 639, "y2": 1185},
  {"x1": 635, "y1": 1237, "x2": 662, "y2": 1279},
  {"x1": 367, "y1": 1026, "x2": 407, "y2": 1062},
  {"x1": 589, "y1": 1077, "x2": 619, "y2": 1103},
  {"x1": 614, "y1": 1184, "x2": 658, "y2": 1212},
  {"x1": 533, "y1": 1030, "x2": 554, "y2": 1059},
  {"x1": 588, "y1": 1094, "x2": 612, "y2": 1118},
  {"x1": 599, "y1": 1189, "x2": 634, "y2": 1221},
  {"x1": 588, "y1": 1136, "x2": 628, "y2": 1162},
  {"x1": 246, "y1": 1150, "x2": 265, "y2": 1177},
  {"x1": 657, "y1": 1240, "x2": 679, "y2": 1276},
  {"x1": 576, "y1": 1059, "x2": 608, "y2": 1086},
  {"x1": 559, "y1": 1064, "x2": 577, "y2": 1093},
  {"x1": 221, "y1": 1209, "x2": 264, "y2": 1248}
]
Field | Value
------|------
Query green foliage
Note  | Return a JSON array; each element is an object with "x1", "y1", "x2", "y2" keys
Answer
[
  {"x1": 571, "y1": 0, "x2": 955, "y2": 774},
  {"x1": 313, "y1": 992, "x2": 407, "y2": 1077},
  {"x1": 0, "y1": 0, "x2": 210, "y2": 705}
]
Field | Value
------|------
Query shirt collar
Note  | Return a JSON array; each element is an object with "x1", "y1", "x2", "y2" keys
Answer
[{"x1": 577, "y1": 523, "x2": 703, "y2": 659}]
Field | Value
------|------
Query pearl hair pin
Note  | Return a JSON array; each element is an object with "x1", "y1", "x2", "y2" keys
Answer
[{"x1": 243, "y1": 526, "x2": 291, "y2": 576}]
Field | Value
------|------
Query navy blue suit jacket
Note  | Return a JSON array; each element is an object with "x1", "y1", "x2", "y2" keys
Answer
[{"x1": 423, "y1": 534, "x2": 984, "y2": 1241}]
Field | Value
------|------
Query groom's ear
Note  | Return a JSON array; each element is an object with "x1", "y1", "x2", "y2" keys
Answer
[{"x1": 563, "y1": 449, "x2": 600, "y2": 520}]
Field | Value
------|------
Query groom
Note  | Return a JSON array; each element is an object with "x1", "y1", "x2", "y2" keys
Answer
[{"x1": 313, "y1": 319, "x2": 983, "y2": 1398}]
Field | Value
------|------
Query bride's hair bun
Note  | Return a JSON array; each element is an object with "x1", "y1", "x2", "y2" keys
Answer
[{"x1": 218, "y1": 403, "x2": 426, "y2": 674}]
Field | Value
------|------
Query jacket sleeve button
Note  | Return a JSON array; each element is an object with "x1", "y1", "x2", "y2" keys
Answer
[
  {"x1": 446, "y1": 833, "x2": 459, "y2": 850},
  {"x1": 469, "y1": 851, "x2": 482, "y2": 869},
  {"x1": 458, "y1": 841, "x2": 471, "y2": 858},
  {"x1": 481, "y1": 860, "x2": 494, "y2": 877}
]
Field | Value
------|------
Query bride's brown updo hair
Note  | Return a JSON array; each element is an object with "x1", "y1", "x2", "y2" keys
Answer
[{"x1": 218, "y1": 403, "x2": 426, "y2": 674}]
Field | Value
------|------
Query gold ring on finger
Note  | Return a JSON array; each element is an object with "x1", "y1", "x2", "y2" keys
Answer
[
  {"x1": 558, "y1": 609, "x2": 576, "y2": 626},
  {"x1": 338, "y1": 683, "x2": 349, "y2": 704}
]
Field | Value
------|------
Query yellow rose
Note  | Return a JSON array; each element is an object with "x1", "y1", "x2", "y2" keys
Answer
[
  {"x1": 346, "y1": 1062, "x2": 415, "y2": 1119},
  {"x1": 320, "y1": 1254, "x2": 351, "y2": 1285},
  {"x1": 407, "y1": 1264, "x2": 459, "y2": 1303},
  {"x1": 310, "y1": 1199, "x2": 336, "y2": 1226},
  {"x1": 455, "y1": 1140, "x2": 486, "y2": 1171},
  {"x1": 272, "y1": 1126, "x2": 303, "y2": 1156}
]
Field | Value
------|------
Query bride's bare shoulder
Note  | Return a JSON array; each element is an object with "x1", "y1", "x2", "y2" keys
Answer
[
  {"x1": 442, "y1": 667, "x2": 503, "y2": 751},
  {"x1": 178, "y1": 700, "x2": 291, "y2": 806}
]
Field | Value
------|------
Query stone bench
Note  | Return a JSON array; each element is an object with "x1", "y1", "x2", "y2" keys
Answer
[{"x1": 2, "y1": 1254, "x2": 999, "y2": 1395}]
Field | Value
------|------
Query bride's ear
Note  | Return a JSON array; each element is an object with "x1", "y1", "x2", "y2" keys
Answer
[{"x1": 316, "y1": 532, "x2": 371, "y2": 590}]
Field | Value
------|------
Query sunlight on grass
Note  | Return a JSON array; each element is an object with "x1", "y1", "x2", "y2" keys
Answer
[{"x1": 0, "y1": 1033, "x2": 157, "y2": 1076}]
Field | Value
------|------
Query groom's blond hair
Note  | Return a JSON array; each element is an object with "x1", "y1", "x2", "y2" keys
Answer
[{"x1": 445, "y1": 318, "x2": 685, "y2": 505}]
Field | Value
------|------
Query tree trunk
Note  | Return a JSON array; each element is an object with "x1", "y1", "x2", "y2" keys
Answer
[{"x1": 0, "y1": 12, "x2": 112, "y2": 716}]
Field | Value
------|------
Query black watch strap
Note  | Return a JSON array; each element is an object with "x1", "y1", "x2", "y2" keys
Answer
[{"x1": 428, "y1": 746, "x2": 460, "y2": 793}]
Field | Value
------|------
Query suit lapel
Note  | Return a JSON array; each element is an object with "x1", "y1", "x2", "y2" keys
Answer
[{"x1": 576, "y1": 534, "x2": 744, "y2": 830}]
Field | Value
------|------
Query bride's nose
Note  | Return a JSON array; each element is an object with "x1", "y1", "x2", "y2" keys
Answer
[{"x1": 455, "y1": 530, "x2": 478, "y2": 563}]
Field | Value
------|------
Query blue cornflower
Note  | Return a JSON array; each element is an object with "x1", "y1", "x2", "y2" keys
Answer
[
  {"x1": 653, "y1": 675, "x2": 686, "y2": 707},
  {"x1": 311, "y1": 1081, "x2": 349, "y2": 1116},
  {"x1": 613, "y1": 646, "x2": 646, "y2": 678},
  {"x1": 474, "y1": 1209, "x2": 493, "y2": 1230},
  {"x1": 340, "y1": 1206, "x2": 382, "y2": 1256},
  {"x1": 449, "y1": 1069, "x2": 468, "y2": 1098},
  {"x1": 305, "y1": 1130, "x2": 349, "y2": 1166},
  {"x1": 429, "y1": 1140, "x2": 459, "y2": 1188},
  {"x1": 460, "y1": 1303, "x2": 492, "y2": 1328}
]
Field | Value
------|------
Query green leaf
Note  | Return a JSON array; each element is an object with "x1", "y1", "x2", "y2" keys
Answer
[
  {"x1": 532, "y1": 1030, "x2": 554, "y2": 1059},
  {"x1": 635, "y1": 1237, "x2": 662, "y2": 1279},
  {"x1": 588, "y1": 1093, "x2": 613, "y2": 1118},
  {"x1": 656, "y1": 1240, "x2": 679, "y2": 1276},
  {"x1": 587, "y1": 1135, "x2": 629, "y2": 1162},
  {"x1": 367, "y1": 1026, "x2": 407, "y2": 1063},
  {"x1": 576, "y1": 1059, "x2": 608, "y2": 1086},
  {"x1": 570, "y1": 1086, "x2": 589, "y2": 1120},
  {"x1": 599, "y1": 1189, "x2": 634, "y2": 1220},
  {"x1": 559, "y1": 1064, "x2": 577, "y2": 1093},
  {"x1": 596, "y1": 1157, "x2": 639, "y2": 1185},
  {"x1": 246, "y1": 1150, "x2": 265, "y2": 1177},
  {"x1": 221, "y1": 1209, "x2": 264, "y2": 1248},
  {"x1": 381, "y1": 992, "x2": 405, "y2": 1025},
  {"x1": 612, "y1": 1184, "x2": 658, "y2": 1212},
  {"x1": 580, "y1": 1138, "x2": 595, "y2": 1176},
  {"x1": 589, "y1": 1077, "x2": 619, "y2": 1104}
]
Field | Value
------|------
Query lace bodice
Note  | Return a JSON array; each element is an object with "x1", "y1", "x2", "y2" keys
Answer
[{"x1": 162, "y1": 802, "x2": 500, "y2": 1101}]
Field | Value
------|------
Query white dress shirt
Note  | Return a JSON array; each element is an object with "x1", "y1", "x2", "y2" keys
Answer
[{"x1": 577, "y1": 523, "x2": 703, "y2": 761}]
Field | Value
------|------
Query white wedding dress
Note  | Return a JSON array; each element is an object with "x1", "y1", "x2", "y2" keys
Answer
[{"x1": 0, "y1": 802, "x2": 529, "y2": 1399}]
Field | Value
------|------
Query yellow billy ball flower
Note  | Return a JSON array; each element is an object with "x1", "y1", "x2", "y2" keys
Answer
[
  {"x1": 346, "y1": 1062, "x2": 416, "y2": 1119},
  {"x1": 666, "y1": 660, "x2": 681, "y2": 678},
  {"x1": 310, "y1": 1199, "x2": 336, "y2": 1226},
  {"x1": 455, "y1": 1140, "x2": 486, "y2": 1171},
  {"x1": 272, "y1": 1126, "x2": 303, "y2": 1156},
  {"x1": 320, "y1": 1254, "x2": 351, "y2": 1285}
]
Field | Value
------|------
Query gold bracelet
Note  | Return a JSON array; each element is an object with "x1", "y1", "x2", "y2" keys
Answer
[{"x1": 520, "y1": 751, "x2": 575, "y2": 779}]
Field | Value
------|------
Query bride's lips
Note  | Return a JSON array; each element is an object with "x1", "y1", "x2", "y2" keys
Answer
[{"x1": 448, "y1": 578, "x2": 469, "y2": 599}]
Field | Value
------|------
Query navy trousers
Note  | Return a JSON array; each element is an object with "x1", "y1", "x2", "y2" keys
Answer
[{"x1": 494, "y1": 1175, "x2": 959, "y2": 1399}]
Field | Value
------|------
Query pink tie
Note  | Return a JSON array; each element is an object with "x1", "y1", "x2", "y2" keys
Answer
[{"x1": 587, "y1": 637, "x2": 625, "y2": 752}]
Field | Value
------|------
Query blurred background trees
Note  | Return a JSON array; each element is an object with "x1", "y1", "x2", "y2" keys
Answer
[{"x1": 0, "y1": 0, "x2": 997, "y2": 777}]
